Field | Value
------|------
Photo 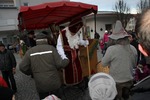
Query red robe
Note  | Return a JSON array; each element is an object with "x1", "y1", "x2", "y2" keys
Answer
[{"x1": 61, "y1": 30, "x2": 83, "y2": 85}]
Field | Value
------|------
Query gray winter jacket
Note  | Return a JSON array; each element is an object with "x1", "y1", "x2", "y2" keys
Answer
[{"x1": 19, "y1": 42, "x2": 69, "y2": 93}]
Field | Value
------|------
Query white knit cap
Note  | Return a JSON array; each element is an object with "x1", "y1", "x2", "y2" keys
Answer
[
  {"x1": 42, "y1": 94, "x2": 61, "y2": 100},
  {"x1": 88, "y1": 72, "x2": 117, "y2": 100}
]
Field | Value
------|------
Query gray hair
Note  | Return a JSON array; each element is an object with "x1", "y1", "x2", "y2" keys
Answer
[{"x1": 108, "y1": 37, "x2": 130, "y2": 47}]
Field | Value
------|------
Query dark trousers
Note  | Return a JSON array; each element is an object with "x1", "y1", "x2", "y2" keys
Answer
[
  {"x1": 1, "y1": 70, "x2": 17, "y2": 91},
  {"x1": 116, "y1": 80, "x2": 133, "y2": 100}
]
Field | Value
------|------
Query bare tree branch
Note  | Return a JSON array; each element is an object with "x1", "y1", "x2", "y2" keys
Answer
[
  {"x1": 137, "y1": 0, "x2": 150, "y2": 13},
  {"x1": 114, "y1": 0, "x2": 131, "y2": 28}
]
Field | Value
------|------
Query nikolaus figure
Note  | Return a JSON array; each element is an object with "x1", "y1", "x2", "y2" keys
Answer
[{"x1": 56, "y1": 18, "x2": 89, "y2": 85}]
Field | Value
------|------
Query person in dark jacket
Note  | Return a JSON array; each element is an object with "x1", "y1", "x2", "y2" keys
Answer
[
  {"x1": 25, "y1": 30, "x2": 36, "y2": 48},
  {"x1": 19, "y1": 32, "x2": 69, "y2": 99},
  {"x1": 0, "y1": 76, "x2": 15, "y2": 100},
  {"x1": 130, "y1": 8, "x2": 150, "y2": 100},
  {"x1": 0, "y1": 43, "x2": 17, "y2": 93},
  {"x1": 0, "y1": 86, "x2": 15, "y2": 100}
]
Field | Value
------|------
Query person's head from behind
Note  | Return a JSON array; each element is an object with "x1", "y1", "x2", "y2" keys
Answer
[
  {"x1": 109, "y1": 20, "x2": 130, "y2": 40},
  {"x1": 28, "y1": 30, "x2": 35, "y2": 38},
  {"x1": 107, "y1": 20, "x2": 130, "y2": 46},
  {"x1": 136, "y1": 9, "x2": 150, "y2": 57},
  {"x1": 35, "y1": 32, "x2": 48, "y2": 44},
  {"x1": 88, "y1": 72, "x2": 117, "y2": 100},
  {"x1": 105, "y1": 30, "x2": 108, "y2": 34},
  {"x1": 0, "y1": 43, "x2": 5, "y2": 52}
]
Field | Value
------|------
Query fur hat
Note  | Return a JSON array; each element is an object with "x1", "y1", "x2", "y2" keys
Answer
[
  {"x1": 109, "y1": 20, "x2": 129, "y2": 40},
  {"x1": 88, "y1": 72, "x2": 117, "y2": 100},
  {"x1": 68, "y1": 18, "x2": 83, "y2": 35}
]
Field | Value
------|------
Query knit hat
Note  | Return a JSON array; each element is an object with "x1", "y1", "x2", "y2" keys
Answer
[
  {"x1": 109, "y1": 20, "x2": 129, "y2": 40},
  {"x1": 68, "y1": 18, "x2": 83, "y2": 35},
  {"x1": 42, "y1": 94, "x2": 61, "y2": 100},
  {"x1": 36, "y1": 32, "x2": 47, "y2": 39},
  {"x1": 88, "y1": 72, "x2": 117, "y2": 100}
]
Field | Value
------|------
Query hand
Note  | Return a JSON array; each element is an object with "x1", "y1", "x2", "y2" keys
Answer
[
  {"x1": 12, "y1": 68, "x2": 16, "y2": 74},
  {"x1": 79, "y1": 39, "x2": 89, "y2": 47},
  {"x1": 85, "y1": 40, "x2": 89, "y2": 46}
]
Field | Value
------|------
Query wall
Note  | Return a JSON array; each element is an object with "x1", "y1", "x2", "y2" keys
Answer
[
  {"x1": 0, "y1": 9, "x2": 18, "y2": 31},
  {"x1": 0, "y1": 0, "x2": 66, "y2": 44},
  {"x1": 96, "y1": 16, "x2": 116, "y2": 39},
  {"x1": 85, "y1": 18, "x2": 95, "y2": 39},
  {"x1": 85, "y1": 14, "x2": 117, "y2": 39}
]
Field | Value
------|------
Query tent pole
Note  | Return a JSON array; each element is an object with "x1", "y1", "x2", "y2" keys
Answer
[{"x1": 94, "y1": 13, "x2": 96, "y2": 34}]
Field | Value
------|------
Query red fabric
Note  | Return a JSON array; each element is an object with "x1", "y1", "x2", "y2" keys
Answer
[
  {"x1": 18, "y1": 1, "x2": 97, "y2": 30},
  {"x1": 103, "y1": 33, "x2": 110, "y2": 43},
  {"x1": 61, "y1": 31, "x2": 82, "y2": 85},
  {"x1": 0, "y1": 76, "x2": 8, "y2": 88},
  {"x1": 99, "y1": 40, "x2": 104, "y2": 50},
  {"x1": 135, "y1": 65, "x2": 150, "y2": 81}
]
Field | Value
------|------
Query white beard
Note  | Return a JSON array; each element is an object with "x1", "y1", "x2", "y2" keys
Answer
[{"x1": 65, "y1": 27, "x2": 80, "y2": 49}]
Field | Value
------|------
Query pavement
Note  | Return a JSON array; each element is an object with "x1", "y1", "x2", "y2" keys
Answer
[
  {"x1": 11, "y1": 48, "x2": 103, "y2": 100},
  {"x1": 13, "y1": 53, "x2": 40, "y2": 100}
]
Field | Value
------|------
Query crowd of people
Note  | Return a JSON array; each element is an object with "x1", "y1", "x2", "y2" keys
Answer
[{"x1": 1, "y1": 8, "x2": 150, "y2": 100}]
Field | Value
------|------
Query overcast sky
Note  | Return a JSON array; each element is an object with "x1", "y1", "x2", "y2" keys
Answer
[{"x1": 70, "y1": 0, "x2": 139, "y2": 14}]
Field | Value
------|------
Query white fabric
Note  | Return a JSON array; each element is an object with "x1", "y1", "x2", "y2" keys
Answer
[
  {"x1": 88, "y1": 73, "x2": 117, "y2": 100},
  {"x1": 56, "y1": 34, "x2": 67, "y2": 60},
  {"x1": 64, "y1": 27, "x2": 89, "y2": 49},
  {"x1": 79, "y1": 39, "x2": 89, "y2": 47},
  {"x1": 42, "y1": 94, "x2": 61, "y2": 100},
  {"x1": 65, "y1": 27, "x2": 80, "y2": 49},
  {"x1": 56, "y1": 26, "x2": 89, "y2": 59},
  {"x1": 20, "y1": 40, "x2": 25, "y2": 46},
  {"x1": 105, "y1": 30, "x2": 108, "y2": 33},
  {"x1": 56, "y1": 26, "x2": 89, "y2": 55}
]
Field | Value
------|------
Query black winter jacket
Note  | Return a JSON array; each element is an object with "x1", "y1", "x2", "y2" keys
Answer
[
  {"x1": 0, "y1": 49, "x2": 16, "y2": 71},
  {"x1": 131, "y1": 75, "x2": 150, "y2": 100}
]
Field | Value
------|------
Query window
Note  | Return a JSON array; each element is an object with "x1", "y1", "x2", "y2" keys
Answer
[
  {"x1": 23, "y1": 2, "x2": 28, "y2": 6},
  {"x1": 86, "y1": 26, "x2": 90, "y2": 38},
  {"x1": 2, "y1": 38, "x2": 7, "y2": 44},
  {"x1": 0, "y1": 4, "x2": 14, "y2": 8},
  {"x1": 105, "y1": 24, "x2": 112, "y2": 31}
]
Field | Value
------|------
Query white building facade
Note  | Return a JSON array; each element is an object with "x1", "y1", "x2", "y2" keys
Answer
[
  {"x1": 0, "y1": 0, "x2": 134, "y2": 45},
  {"x1": 0, "y1": 0, "x2": 69, "y2": 45},
  {"x1": 85, "y1": 11, "x2": 117, "y2": 39}
]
